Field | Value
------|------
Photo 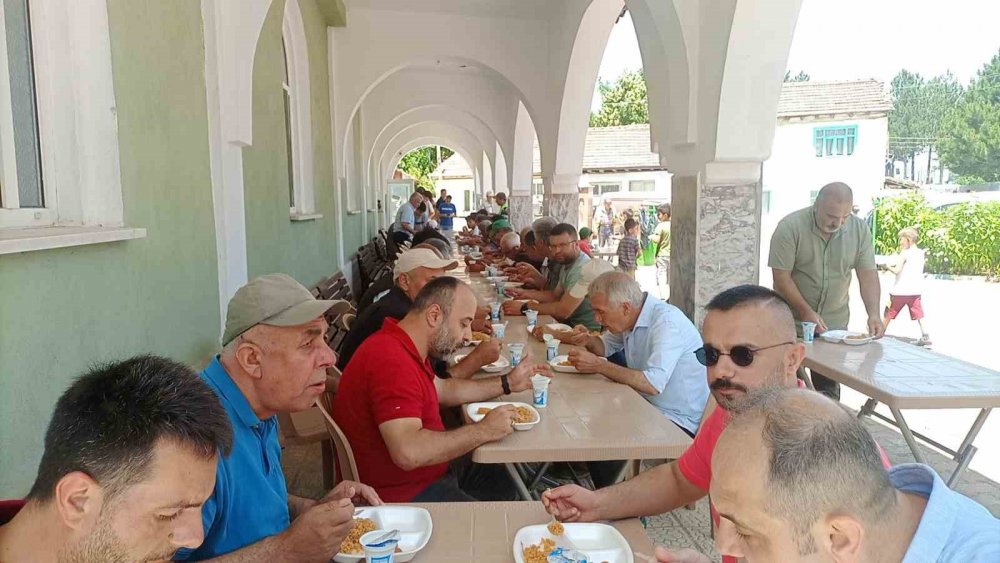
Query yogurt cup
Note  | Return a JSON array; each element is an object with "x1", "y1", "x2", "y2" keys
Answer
[
  {"x1": 525, "y1": 309, "x2": 539, "y2": 327},
  {"x1": 360, "y1": 530, "x2": 399, "y2": 563},
  {"x1": 531, "y1": 374, "x2": 551, "y2": 408},
  {"x1": 801, "y1": 321, "x2": 817, "y2": 343},
  {"x1": 492, "y1": 322, "x2": 507, "y2": 339},
  {"x1": 489, "y1": 301, "x2": 501, "y2": 321},
  {"x1": 507, "y1": 342, "x2": 525, "y2": 366},
  {"x1": 546, "y1": 339, "x2": 561, "y2": 361}
]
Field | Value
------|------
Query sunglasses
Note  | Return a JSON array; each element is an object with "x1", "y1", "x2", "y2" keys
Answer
[{"x1": 694, "y1": 341, "x2": 795, "y2": 367}]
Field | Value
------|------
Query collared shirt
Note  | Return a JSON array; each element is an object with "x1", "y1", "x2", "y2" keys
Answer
[
  {"x1": 334, "y1": 319, "x2": 449, "y2": 502},
  {"x1": 394, "y1": 202, "x2": 416, "y2": 231},
  {"x1": 600, "y1": 296, "x2": 708, "y2": 433},
  {"x1": 174, "y1": 358, "x2": 287, "y2": 560},
  {"x1": 336, "y1": 286, "x2": 449, "y2": 378},
  {"x1": 768, "y1": 206, "x2": 876, "y2": 329},
  {"x1": 438, "y1": 202, "x2": 457, "y2": 229},
  {"x1": 557, "y1": 253, "x2": 601, "y2": 331},
  {"x1": 895, "y1": 463, "x2": 1000, "y2": 562}
]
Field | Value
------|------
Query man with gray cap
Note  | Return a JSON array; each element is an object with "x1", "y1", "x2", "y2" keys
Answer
[
  {"x1": 338, "y1": 248, "x2": 501, "y2": 377},
  {"x1": 178, "y1": 273, "x2": 382, "y2": 561}
]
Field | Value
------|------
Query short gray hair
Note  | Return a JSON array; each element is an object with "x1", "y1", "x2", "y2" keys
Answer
[
  {"x1": 588, "y1": 271, "x2": 644, "y2": 308},
  {"x1": 532, "y1": 216, "x2": 558, "y2": 244},
  {"x1": 500, "y1": 232, "x2": 520, "y2": 251},
  {"x1": 730, "y1": 388, "x2": 897, "y2": 553}
]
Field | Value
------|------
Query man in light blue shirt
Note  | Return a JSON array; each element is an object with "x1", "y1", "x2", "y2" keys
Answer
[
  {"x1": 703, "y1": 387, "x2": 1000, "y2": 563},
  {"x1": 391, "y1": 192, "x2": 422, "y2": 244},
  {"x1": 563, "y1": 265, "x2": 708, "y2": 487}
]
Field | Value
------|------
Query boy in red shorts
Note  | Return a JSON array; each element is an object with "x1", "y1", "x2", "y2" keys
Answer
[{"x1": 883, "y1": 227, "x2": 931, "y2": 346}]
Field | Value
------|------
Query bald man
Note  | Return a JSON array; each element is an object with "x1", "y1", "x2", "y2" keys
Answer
[
  {"x1": 499, "y1": 232, "x2": 521, "y2": 260},
  {"x1": 769, "y1": 182, "x2": 883, "y2": 400},
  {"x1": 710, "y1": 388, "x2": 999, "y2": 562}
]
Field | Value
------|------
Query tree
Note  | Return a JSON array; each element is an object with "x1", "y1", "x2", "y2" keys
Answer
[
  {"x1": 887, "y1": 70, "x2": 962, "y2": 182},
  {"x1": 590, "y1": 69, "x2": 648, "y2": 127},
  {"x1": 938, "y1": 50, "x2": 1000, "y2": 183},
  {"x1": 784, "y1": 70, "x2": 810, "y2": 82},
  {"x1": 397, "y1": 145, "x2": 454, "y2": 192}
]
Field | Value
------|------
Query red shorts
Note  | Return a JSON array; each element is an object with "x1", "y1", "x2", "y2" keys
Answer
[{"x1": 886, "y1": 294, "x2": 924, "y2": 320}]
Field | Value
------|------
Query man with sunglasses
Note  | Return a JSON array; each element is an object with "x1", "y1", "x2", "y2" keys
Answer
[{"x1": 543, "y1": 285, "x2": 890, "y2": 563}]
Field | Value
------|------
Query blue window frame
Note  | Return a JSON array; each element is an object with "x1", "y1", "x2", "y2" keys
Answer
[{"x1": 814, "y1": 125, "x2": 857, "y2": 157}]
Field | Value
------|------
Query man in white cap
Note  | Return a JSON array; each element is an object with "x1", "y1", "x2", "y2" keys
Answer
[
  {"x1": 176, "y1": 273, "x2": 382, "y2": 561},
  {"x1": 338, "y1": 248, "x2": 501, "y2": 378},
  {"x1": 483, "y1": 191, "x2": 496, "y2": 214},
  {"x1": 558, "y1": 266, "x2": 709, "y2": 488}
]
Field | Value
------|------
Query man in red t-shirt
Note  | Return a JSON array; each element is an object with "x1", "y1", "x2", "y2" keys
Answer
[
  {"x1": 543, "y1": 285, "x2": 891, "y2": 562},
  {"x1": 335, "y1": 276, "x2": 553, "y2": 502}
]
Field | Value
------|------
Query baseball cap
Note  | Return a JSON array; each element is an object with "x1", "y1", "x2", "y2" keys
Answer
[
  {"x1": 568, "y1": 259, "x2": 617, "y2": 298},
  {"x1": 393, "y1": 247, "x2": 460, "y2": 280},
  {"x1": 223, "y1": 273, "x2": 352, "y2": 345},
  {"x1": 489, "y1": 218, "x2": 512, "y2": 232}
]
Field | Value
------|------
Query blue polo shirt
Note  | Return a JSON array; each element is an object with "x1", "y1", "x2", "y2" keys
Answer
[
  {"x1": 173, "y1": 358, "x2": 289, "y2": 560},
  {"x1": 895, "y1": 463, "x2": 1000, "y2": 562}
]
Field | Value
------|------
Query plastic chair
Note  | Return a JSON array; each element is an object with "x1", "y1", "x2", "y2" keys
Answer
[
  {"x1": 316, "y1": 388, "x2": 360, "y2": 484},
  {"x1": 277, "y1": 407, "x2": 336, "y2": 490}
]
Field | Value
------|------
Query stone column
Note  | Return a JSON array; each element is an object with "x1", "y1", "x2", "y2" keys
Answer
[
  {"x1": 670, "y1": 162, "x2": 763, "y2": 326},
  {"x1": 509, "y1": 193, "x2": 533, "y2": 230},
  {"x1": 544, "y1": 174, "x2": 580, "y2": 226}
]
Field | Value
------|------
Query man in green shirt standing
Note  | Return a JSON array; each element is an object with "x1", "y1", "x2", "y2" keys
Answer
[
  {"x1": 768, "y1": 182, "x2": 884, "y2": 399},
  {"x1": 651, "y1": 203, "x2": 672, "y2": 298}
]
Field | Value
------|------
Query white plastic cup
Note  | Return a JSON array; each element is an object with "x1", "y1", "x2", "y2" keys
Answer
[
  {"x1": 489, "y1": 301, "x2": 501, "y2": 321},
  {"x1": 507, "y1": 342, "x2": 525, "y2": 366},
  {"x1": 542, "y1": 333, "x2": 553, "y2": 343},
  {"x1": 801, "y1": 322, "x2": 817, "y2": 343},
  {"x1": 360, "y1": 530, "x2": 398, "y2": 563},
  {"x1": 492, "y1": 322, "x2": 507, "y2": 339},
  {"x1": 525, "y1": 309, "x2": 539, "y2": 326},
  {"x1": 546, "y1": 339, "x2": 561, "y2": 361},
  {"x1": 531, "y1": 374, "x2": 551, "y2": 408}
]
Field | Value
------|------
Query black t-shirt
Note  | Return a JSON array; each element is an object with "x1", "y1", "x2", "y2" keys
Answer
[{"x1": 337, "y1": 286, "x2": 450, "y2": 378}]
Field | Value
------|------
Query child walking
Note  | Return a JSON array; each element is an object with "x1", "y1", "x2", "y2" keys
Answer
[
  {"x1": 883, "y1": 227, "x2": 931, "y2": 345},
  {"x1": 616, "y1": 218, "x2": 641, "y2": 278}
]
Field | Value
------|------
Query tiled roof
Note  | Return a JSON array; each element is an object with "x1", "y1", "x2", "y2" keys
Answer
[
  {"x1": 432, "y1": 80, "x2": 892, "y2": 175},
  {"x1": 776, "y1": 79, "x2": 891, "y2": 118}
]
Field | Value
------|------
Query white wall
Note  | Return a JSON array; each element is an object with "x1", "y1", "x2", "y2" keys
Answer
[{"x1": 580, "y1": 170, "x2": 672, "y2": 195}]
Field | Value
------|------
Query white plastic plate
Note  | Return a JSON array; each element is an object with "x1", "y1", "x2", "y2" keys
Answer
[
  {"x1": 466, "y1": 401, "x2": 540, "y2": 430},
  {"x1": 482, "y1": 356, "x2": 511, "y2": 373},
  {"x1": 334, "y1": 506, "x2": 433, "y2": 563},
  {"x1": 545, "y1": 323, "x2": 572, "y2": 332},
  {"x1": 549, "y1": 355, "x2": 579, "y2": 373},
  {"x1": 486, "y1": 276, "x2": 509, "y2": 283},
  {"x1": 504, "y1": 282, "x2": 525, "y2": 288},
  {"x1": 820, "y1": 329, "x2": 873, "y2": 345},
  {"x1": 513, "y1": 523, "x2": 633, "y2": 563}
]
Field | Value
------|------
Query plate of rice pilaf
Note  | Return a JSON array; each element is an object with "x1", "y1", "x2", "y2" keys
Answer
[{"x1": 333, "y1": 507, "x2": 432, "y2": 562}]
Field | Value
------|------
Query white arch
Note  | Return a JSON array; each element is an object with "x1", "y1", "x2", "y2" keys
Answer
[
  {"x1": 378, "y1": 122, "x2": 489, "y2": 184},
  {"x1": 494, "y1": 140, "x2": 508, "y2": 193},
  {"x1": 511, "y1": 101, "x2": 537, "y2": 193}
]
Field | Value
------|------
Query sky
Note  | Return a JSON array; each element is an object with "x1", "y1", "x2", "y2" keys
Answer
[{"x1": 594, "y1": 0, "x2": 1000, "y2": 110}]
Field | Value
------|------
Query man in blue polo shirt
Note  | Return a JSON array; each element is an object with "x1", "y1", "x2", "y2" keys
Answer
[
  {"x1": 438, "y1": 195, "x2": 457, "y2": 231},
  {"x1": 175, "y1": 274, "x2": 383, "y2": 561}
]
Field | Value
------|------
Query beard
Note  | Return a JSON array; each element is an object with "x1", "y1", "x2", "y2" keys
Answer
[
  {"x1": 711, "y1": 364, "x2": 787, "y2": 411},
  {"x1": 60, "y1": 507, "x2": 175, "y2": 563},
  {"x1": 428, "y1": 325, "x2": 462, "y2": 360}
]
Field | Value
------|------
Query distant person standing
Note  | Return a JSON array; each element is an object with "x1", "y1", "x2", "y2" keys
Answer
[
  {"x1": 577, "y1": 227, "x2": 594, "y2": 257},
  {"x1": 883, "y1": 227, "x2": 931, "y2": 345},
  {"x1": 435, "y1": 188, "x2": 448, "y2": 211},
  {"x1": 651, "y1": 203, "x2": 671, "y2": 296},
  {"x1": 616, "y1": 218, "x2": 641, "y2": 278},
  {"x1": 495, "y1": 192, "x2": 509, "y2": 219},
  {"x1": 594, "y1": 198, "x2": 614, "y2": 248},
  {"x1": 438, "y1": 195, "x2": 457, "y2": 231},
  {"x1": 769, "y1": 182, "x2": 884, "y2": 400},
  {"x1": 483, "y1": 191, "x2": 496, "y2": 214},
  {"x1": 414, "y1": 201, "x2": 429, "y2": 232}
]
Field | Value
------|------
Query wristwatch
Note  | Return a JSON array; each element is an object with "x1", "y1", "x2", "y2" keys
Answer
[
  {"x1": 520, "y1": 302, "x2": 529, "y2": 314},
  {"x1": 500, "y1": 374, "x2": 512, "y2": 395}
]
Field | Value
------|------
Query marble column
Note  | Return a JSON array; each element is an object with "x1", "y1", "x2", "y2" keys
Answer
[
  {"x1": 670, "y1": 168, "x2": 762, "y2": 326},
  {"x1": 543, "y1": 174, "x2": 581, "y2": 227},
  {"x1": 509, "y1": 193, "x2": 533, "y2": 231}
]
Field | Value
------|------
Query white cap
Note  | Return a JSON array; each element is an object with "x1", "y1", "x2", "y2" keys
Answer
[
  {"x1": 568, "y1": 259, "x2": 616, "y2": 298},
  {"x1": 393, "y1": 248, "x2": 460, "y2": 279}
]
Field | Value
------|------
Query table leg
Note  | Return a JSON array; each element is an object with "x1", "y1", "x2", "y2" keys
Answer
[
  {"x1": 947, "y1": 408, "x2": 992, "y2": 488},
  {"x1": 527, "y1": 462, "x2": 552, "y2": 490},
  {"x1": 505, "y1": 463, "x2": 534, "y2": 501},
  {"x1": 888, "y1": 406, "x2": 927, "y2": 465},
  {"x1": 857, "y1": 398, "x2": 878, "y2": 420}
]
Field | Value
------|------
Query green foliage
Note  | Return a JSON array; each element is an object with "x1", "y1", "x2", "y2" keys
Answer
[
  {"x1": 396, "y1": 145, "x2": 454, "y2": 192},
  {"x1": 590, "y1": 69, "x2": 649, "y2": 127},
  {"x1": 938, "y1": 50, "x2": 1000, "y2": 182},
  {"x1": 784, "y1": 70, "x2": 810, "y2": 82},
  {"x1": 873, "y1": 193, "x2": 1000, "y2": 277},
  {"x1": 888, "y1": 70, "x2": 963, "y2": 172}
]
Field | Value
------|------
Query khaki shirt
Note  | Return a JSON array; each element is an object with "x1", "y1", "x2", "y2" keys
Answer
[{"x1": 768, "y1": 206, "x2": 876, "y2": 329}]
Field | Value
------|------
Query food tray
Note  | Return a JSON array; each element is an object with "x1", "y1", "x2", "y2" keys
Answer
[
  {"x1": 334, "y1": 506, "x2": 433, "y2": 562},
  {"x1": 513, "y1": 523, "x2": 633, "y2": 563},
  {"x1": 465, "y1": 401, "x2": 540, "y2": 431}
]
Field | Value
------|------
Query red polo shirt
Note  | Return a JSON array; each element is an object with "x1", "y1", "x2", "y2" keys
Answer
[
  {"x1": 334, "y1": 318, "x2": 448, "y2": 502},
  {"x1": 0, "y1": 499, "x2": 25, "y2": 525}
]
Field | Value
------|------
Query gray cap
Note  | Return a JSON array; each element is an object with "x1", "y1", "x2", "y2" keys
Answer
[{"x1": 222, "y1": 273, "x2": 351, "y2": 345}]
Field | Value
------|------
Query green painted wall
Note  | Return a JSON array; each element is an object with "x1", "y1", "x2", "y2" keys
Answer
[
  {"x1": 0, "y1": 0, "x2": 220, "y2": 495},
  {"x1": 243, "y1": 0, "x2": 342, "y2": 285}
]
